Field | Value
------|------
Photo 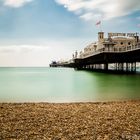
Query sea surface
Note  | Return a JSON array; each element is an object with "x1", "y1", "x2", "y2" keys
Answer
[{"x1": 0, "y1": 67, "x2": 140, "y2": 103}]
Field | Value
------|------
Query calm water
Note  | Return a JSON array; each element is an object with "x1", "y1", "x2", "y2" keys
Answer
[{"x1": 0, "y1": 67, "x2": 140, "y2": 103}]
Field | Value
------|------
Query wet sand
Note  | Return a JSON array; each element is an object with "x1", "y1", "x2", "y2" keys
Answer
[{"x1": 0, "y1": 100, "x2": 140, "y2": 140}]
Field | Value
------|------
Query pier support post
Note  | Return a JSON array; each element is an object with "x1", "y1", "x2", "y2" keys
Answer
[
  {"x1": 104, "y1": 63, "x2": 108, "y2": 71},
  {"x1": 118, "y1": 63, "x2": 124, "y2": 71},
  {"x1": 126, "y1": 63, "x2": 128, "y2": 72},
  {"x1": 95, "y1": 64, "x2": 97, "y2": 69},
  {"x1": 131, "y1": 62, "x2": 136, "y2": 72},
  {"x1": 121, "y1": 63, "x2": 124, "y2": 71},
  {"x1": 131, "y1": 63, "x2": 133, "y2": 72},
  {"x1": 116, "y1": 63, "x2": 119, "y2": 71},
  {"x1": 115, "y1": 63, "x2": 117, "y2": 70}
]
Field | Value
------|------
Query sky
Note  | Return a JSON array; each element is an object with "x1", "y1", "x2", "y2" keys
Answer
[{"x1": 0, "y1": 0, "x2": 140, "y2": 66}]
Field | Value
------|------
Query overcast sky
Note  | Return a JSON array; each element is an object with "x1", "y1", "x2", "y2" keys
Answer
[{"x1": 0, "y1": 0, "x2": 140, "y2": 66}]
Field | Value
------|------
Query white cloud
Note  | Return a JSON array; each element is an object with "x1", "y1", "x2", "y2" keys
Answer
[
  {"x1": 0, "y1": 44, "x2": 50, "y2": 67},
  {"x1": 0, "y1": 41, "x2": 76, "y2": 66},
  {"x1": 4, "y1": 0, "x2": 33, "y2": 8},
  {"x1": 80, "y1": 13, "x2": 101, "y2": 21},
  {"x1": 55, "y1": 0, "x2": 140, "y2": 21},
  {"x1": 0, "y1": 45, "x2": 49, "y2": 53}
]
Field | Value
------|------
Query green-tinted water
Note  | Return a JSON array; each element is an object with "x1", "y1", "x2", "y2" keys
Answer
[{"x1": 0, "y1": 67, "x2": 140, "y2": 102}]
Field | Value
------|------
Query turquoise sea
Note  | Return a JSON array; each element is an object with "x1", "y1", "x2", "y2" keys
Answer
[{"x1": 0, "y1": 67, "x2": 140, "y2": 103}]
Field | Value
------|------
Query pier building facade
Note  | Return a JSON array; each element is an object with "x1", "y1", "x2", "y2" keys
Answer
[
  {"x1": 50, "y1": 32, "x2": 140, "y2": 73},
  {"x1": 79, "y1": 32, "x2": 139, "y2": 59}
]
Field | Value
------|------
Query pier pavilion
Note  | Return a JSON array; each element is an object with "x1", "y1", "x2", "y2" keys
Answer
[
  {"x1": 50, "y1": 32, "x2": 140, "y2": 73},
  {"x1": 73, "y1": 32, "x2": 140, "y2": 73}
]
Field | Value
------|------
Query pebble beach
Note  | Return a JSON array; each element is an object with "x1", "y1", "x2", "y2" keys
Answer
[{"x1": 0, "y1": 100, "x2": 140, "y2": 140}]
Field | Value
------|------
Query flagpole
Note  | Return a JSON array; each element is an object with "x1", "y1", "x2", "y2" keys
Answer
[{"x1": 100, "y1": 20, "x2": 102, "y2": 32}]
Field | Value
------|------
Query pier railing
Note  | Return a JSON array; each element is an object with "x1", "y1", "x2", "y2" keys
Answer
[{"x1": 80, "y1": 44, "x2": 140, "y2": 59}]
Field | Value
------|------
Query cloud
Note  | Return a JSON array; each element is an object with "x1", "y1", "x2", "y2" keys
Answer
[
  {"x1": 4, "y1": 0, "x2": 33, "y2": 8},
  {"x1": 0, "y1": 42, "x2": 74, "y2": 66},
  {"x1": 55, "y1": 0, "x2": 140, "y2": 21},
  {"x1": 0, "y1": 44, "x2": 50, "y2": 67},
  {"x1": 0, "y1": 45, "x2": 49, "y2": 53},
  {"x1": 80, "y1": 13, "x2": 101, "y2": 21}
]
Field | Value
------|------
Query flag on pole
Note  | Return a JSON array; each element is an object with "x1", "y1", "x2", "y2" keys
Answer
[
  {"x1": 95, "y1": 20, "x2": 101, "y2": 26},
  {"x1": 95, "y1": 20, "x2": 102, "y2": 31}
]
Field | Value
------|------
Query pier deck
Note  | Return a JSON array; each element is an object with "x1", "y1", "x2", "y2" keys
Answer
[{"x1": 50, "y1": 45, "x2": 140, "y2": 73}]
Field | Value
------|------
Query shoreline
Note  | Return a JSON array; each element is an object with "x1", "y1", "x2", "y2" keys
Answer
[
  {"x1": 1, "y1": 98, "x2": 140, "y2": 104},
  {"x1": 0, "y1": 100, "x2": 140, "y2": 139}
]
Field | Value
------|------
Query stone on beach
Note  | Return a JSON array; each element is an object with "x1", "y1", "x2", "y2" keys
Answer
[{"x1": 0, "y1": 101, "x2": 140, "y2": 140}]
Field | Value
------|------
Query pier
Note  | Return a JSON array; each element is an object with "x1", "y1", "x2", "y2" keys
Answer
[
  {"x1": 50, "y1": 32, "x2": 140, "y2": 73},
  {"x1": 74, "y1": 44, "x2": 140, "y2": 73}
]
